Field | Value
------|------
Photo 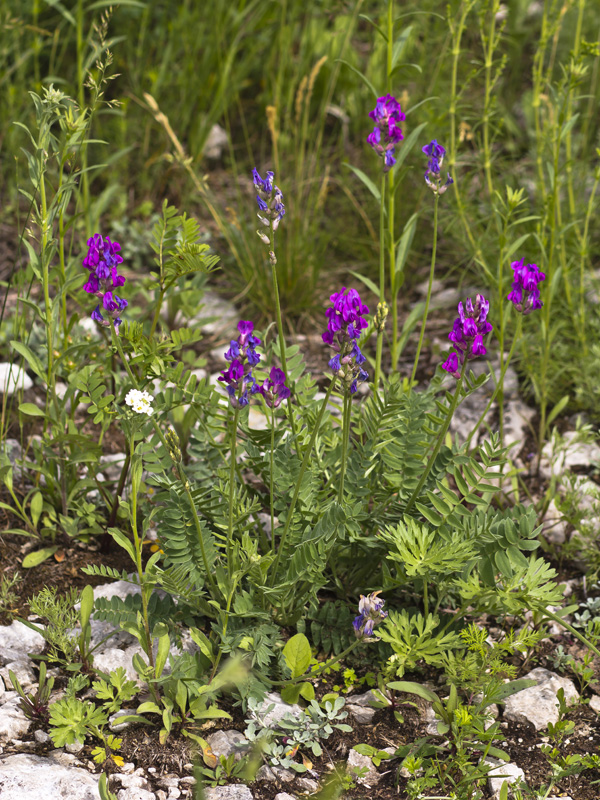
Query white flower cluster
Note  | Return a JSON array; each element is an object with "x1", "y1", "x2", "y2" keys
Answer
[{"x1": 125, "y1": 388, "x2": 154, "y2": 416}]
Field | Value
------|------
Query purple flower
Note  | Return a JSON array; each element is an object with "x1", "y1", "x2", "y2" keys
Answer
[
  {"x1": 258, "y1": 367, "x2": 291, "y2": 409},
  {"x1": 442, "y1": 294, "x2": 493, "y2": 379},
  {"x1": 218, "y1": 321, "x2": 263, "y2": 408},
  {"x1": 323, "y1": 288, "x2": 369, "y2": 393},
  {"x1": 353, "y1": 591, "x2": 387, "y2": 640},
  {"x1": 367, "y1": 94, "x2": 405, "y2": 173},
  {"x1": 507, "y1": 259, "x2": 545, "y2": 314},
  {"x1": 82, "y1": 234, "x2": 127, "y2": 331},
  {"x1": 422, "y1": 139, "x2": 453, "y2": 195},
  {"x1": 253, "y1": 169, "x2": 285, "y2": 238}
]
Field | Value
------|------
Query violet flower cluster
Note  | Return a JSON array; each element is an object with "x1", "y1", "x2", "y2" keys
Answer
[
  {"x1": 423, "y1": 139, "x2": 453, "y2": 195},
  {"x1": 218, "y1": 321, "x2": 291, "y2": 409},
  {"x1": 253, "y1": 169, "x2": 285, "y2": 246},
  {"x1": 82, "y1": 234, "x2": 127, "y2": 331},
  {"x1": 367, "y1": 94, "x2": 405, "y2": 172},
  {"x1": 442, "y1": 295, "x2": 493, "y2": 379},
  {"x1": 507, "y1": 259, "x2": 545, "y2": 314},
  {"x1": 353, "y1": 592, "x2": 388, "y2": 639},
  {"x1": 323, "y1": 288, "x2": 369, "y2": 394}
]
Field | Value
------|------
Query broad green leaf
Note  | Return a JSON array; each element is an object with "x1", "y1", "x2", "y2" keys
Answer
[
  {"x1": 349, "y1": 269, "x2": 380, "y2": 299},
  {"x1": 29, "y1": 491, "x2": 43, "y2": 528},
  {"x1": 22, "y1": 545, "x2": 58, "y2": 568},
  {"x1": 387, "y1": 680, "x2": 439, "y2": 704},
  {"x1": 282, "y1": 633, "x2": 311, "y2": 679},
  {"x1": 343, "y1": 163, "x2": 381, "y2": 202},
  {"x1": 10, "y1": 341, "x2": 45, "y2": 381},
  {"x1": 18, "y1": 403, "x2": 45, "y2": 418}
]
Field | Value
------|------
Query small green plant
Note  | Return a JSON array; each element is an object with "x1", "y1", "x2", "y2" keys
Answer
[
  {"x1": 27, "y1": 586, "x2": 80, "y2": 665},
  {"x1": 48, "y1": 695, "x2": 108, "y2": 747},
  {"x1": 92, "y1": 667, "x2": 138, "y2": 714},
  {"x1": 0, "y1": 570, "x2": 20, "y2": 619},
  {"x1": 9, "y1": 661, "x2": 54, "y2": 725}
]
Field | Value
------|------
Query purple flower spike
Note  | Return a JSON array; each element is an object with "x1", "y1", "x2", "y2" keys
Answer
[
  {"x1": 323, "y1": 288, "x2": 369, "y2": 394},
  {"x1": 507, "y1": 259, "x2": 545, "y2": 314},
  {"x1": 83, "y1": 233, "x2": 127, "y2": 332},
  {"x1": 259, "y1": 367, "x2": 291, "y2": 409},
  {"x1": 353, "y1": 591, "x2": 387, "y2": 640},
  {"x1": 367, "y1": 94, "x2": 405, "y2": 173},
  {"x1": 253, "y1": 169, "x2": 285, "y2": 242},
  {"x1": 218, "y1": 321, "x2": 263, "y2": 409},
  {"x1": 422, "y1": 139, "x2": 453, "y2": 195},
  {"x1": 442, "y1": 294, "x2": 493, "y2": 379}
]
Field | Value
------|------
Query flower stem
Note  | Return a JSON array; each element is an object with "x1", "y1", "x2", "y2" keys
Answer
[
  {"x1": 374, "y1": 175, "x2": 387, "y2": 391},
  {"x1": 465, "y1": 315, "x2": 522, "y2": 449},
  {"x1": 411, "y1": 193, "x2": 439, "y2": 383},
  {"x1": 338, "y1": 392, "x2": 351, "y2": 503},
  {"x1": 270, "y1": 379, "x2": 336, "y2": 584},
  {"x1": 227, "y1": 407, "x2": 240, "y2": 578},
  {"x1": 405, "y1": 359, "x2": 467, "y2": 514}
]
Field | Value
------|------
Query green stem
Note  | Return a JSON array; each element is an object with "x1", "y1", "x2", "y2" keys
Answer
[
  {"x1": 411, "y1": 194, "x2": 439, "y2": 383},
  {"x1": 405, "y1": 359, "x2": 467, "y2": 514},
  {"x1": 148, "y1": 287, "x2": 165, "y2": 341},
  {"x1": 270, "y1": 379, "x2": 336, "y2": 584},
  {"x1": 270, "y1": 228, "x2": 297, "y2": 440},
  {"x1": 227, "y1": 407, "x2": 240, "y2": 578},
  {"x1": 374, "y1": 175, "x2": 386, "y2": 391},
  {"x1": 338, "y1": 392, "x2": 351, "y2": 503},
  {"x1": 466, "y1": 316, "x2": 521, "y2": 449}
]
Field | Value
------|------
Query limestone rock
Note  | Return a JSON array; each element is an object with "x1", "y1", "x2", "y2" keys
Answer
[
  {"x1": 346, "y1": 689, "x2": 377, "y2": 724},
  {"x1": 117, "y1": 790, "x2": 156, "y2": 800},
  {"x1": 256, "y1": 765, "x2": 294, "y2": 783},
  {"x1": 0, "y1": 620, "x2": 45, "y2": 666},
  {"x1": 589, "y1": 694, "x2": 600, "y2": 714},
  {"x1": 206, "y1": 730, "x2": 250, "y2": 761},
  {"x1": 204, "y1": 786, "x2": 254, "y2": 800},
  {"x1": 256, "y1": 692, "x2": 303, "y2": 727},
  {"x1": 0, "y1": 661, "x2": 38, "y2": 693},
  {"x1": 0, "y1": 363, "x2": 33, "y2": 395},
  {"x1": 346, "y1": 748, "x2": 380, "y2": 786},
  {"x1": 0, "y1": 695, "x2": 30, "y2": 742},
  {"x1": 503, "y1": 668, "x2": 579, "y2": 730},
  {"x1": 486, "y1": 759, "x2": 525, "y2": 799},
  {"x1": 274, "y1": 794, "x2": 297, "y2": 800},
  {"x1": 0, "y1": 753, "x2": 99, "y2": 799}
]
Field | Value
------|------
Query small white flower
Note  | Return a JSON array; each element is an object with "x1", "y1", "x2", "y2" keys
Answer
[{"x1": 126, "y1": 388, "x2": 154, "y2": 415}]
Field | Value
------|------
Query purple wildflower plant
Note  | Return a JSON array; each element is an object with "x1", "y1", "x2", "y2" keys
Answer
[
  {"x1": 367, "y1": 94, "x2": 405, "y2": 172},
  {"x1": 218, "y1": 321, "x2": 262, "y2": 408},
  {"x1": 352, "y1": 591, "x2": 387, "y2": 639},
  {"x1": 422, "y1": 139, "x2": 453, "y2": 195},
  {"x1": 323, "y1": 288, "x2": 369, "y2": 394},
  {"x1": 258, "y1": 367, "x2": 291, "y2": 409},
  {"x1": 253, "y1": 169, "x2": 286, "y2": 247},
  {"x1": 83, "y1": 234, "x2": 127, "y2": 331},
  {"x1": 442, "y1": 294, "x2": 493, "y2": 379},
  {"x1": 507, "y1": 259, "x2": 545, "y2": 314}
]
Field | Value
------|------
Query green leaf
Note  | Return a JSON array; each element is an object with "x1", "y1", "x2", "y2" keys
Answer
[
  {"x1": 282, "y1": 633, "x2": 312, "y2": 679},
  {"x1": 107, "y1": 528, "x2": 136, "y2": 562},
  {"x1": 80, "y1": 585, "x2": 94, "y2": 631},
  {"x1": 394, "y1": 213, "x2": 418, "y2": 285},
  {"x1": 22, "y1": 546, "x2": 58, "y2": 568},
  {"x1": 299, "y1": 681, "x2": 315, "y2": 701},
  {"x1": 30, "y1": 491, "x2": 43, "y2": 528},
  {"x1": 343, "y1": 164, "x2": 381, "y2": 202},
  {"x1": 387, "y1": 680, "x2": 439, "y2": 704},
  {"x1": 337, "y1": 59, "x2": 378, "y2": 100},
  {"x1": 155, "y1": 630, "x2": 171, "y2": 679},
  {"x1": 11, "y1": 341, "x2": 45, "y2": 381},
  {"x1": 546, "y1": 395, "x2": 569, "y2": 428},
  {"x1": 281, "y1": 683, "x2": 302, "y2": 705},
  {"x1": 349, "y1": 269, "x2": 381, "y2": 299},
  {"x1": 18, "y1": 402, "x2": 46, "y2": 417}
]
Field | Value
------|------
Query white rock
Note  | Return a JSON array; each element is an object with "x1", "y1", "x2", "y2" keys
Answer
[
  {"x1": 247, "y1": 407, "x2": 268, "y2": 431},
  {"x1": 100, "y1": 452, "x2": 127, "y2": 482},
  {"x1": 109, "y1": 709, "x2": 137, "y2": 732},
  {"x1": 93, "y1": 644, "x2": 147, "y2": 683},
  {"x1": 34, "y1": 729, "x2": 51, "y2": 744},
  {"x1": 274, "y1": 794, "x2": 297, "y2": 800},
  {"x1": 503, "y1": 668, "x2": 579, "y2": 730},
  {"x1": 346, "y1": 704, "x2": 376, "y2": 724},
  {"x1": 204, "y1": 787, "x2": 254, "y2": 800},
  {"x1": 0, "y1": 620, "x2": 45, "y2": 666},
  {"x1": 114, "y1": 773, "x2": 151, "y2": 790},
  {"x1": 256, "y1": 765, "x2": 294, "y2": 783},
  {"x1": 543, "y1": 499, "x2": 568, "y2": 544},
  {"x1": 503, "y1": 399, "x2": 536, "y2": 455},
  {"x1": 589, "y1": 695, "x2": 600, "y2": 714},
  {"x1": 539, "y1": 431, "x2": 600, "y2": 481},
  {"x1": 295, "y1": 777, "x2": 318, "y2": 792},
  {"x1": 65, "y1": 741, "x2": 85, "y2": 754},
  {"x1": 206, "y1": 730, "x2": 250, "y2": 761},
  {"x1": 486, "y1": 758, "x2": 525, "y2": 798},
  {"x1": 191, "y1": 292, "x2": 238, "y2": 336},
  {"x1": 117, "y1": 790, "x2": 156, "y2": 800},
  {"x1": 203, "y1": 124, "x2": 229, "y2": 160},
  {"x1": 0, "y1": 362, "x2": 33, "y2": 395},
  {"x1": 0, "y1": 753, "x2": 99, "y2": 798},
  {"x1": 346, "y1": 748, "x2": 380, "y2": 786},
  {"x1": 0, "y1": 695, "x2": 30, "y2": 742},
  {"x1": 256, "y1": 692, "x2": 303, "y2": 727},
  {"x1": 0, "y1": 661, "x2": 38, "y2": 692}
]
